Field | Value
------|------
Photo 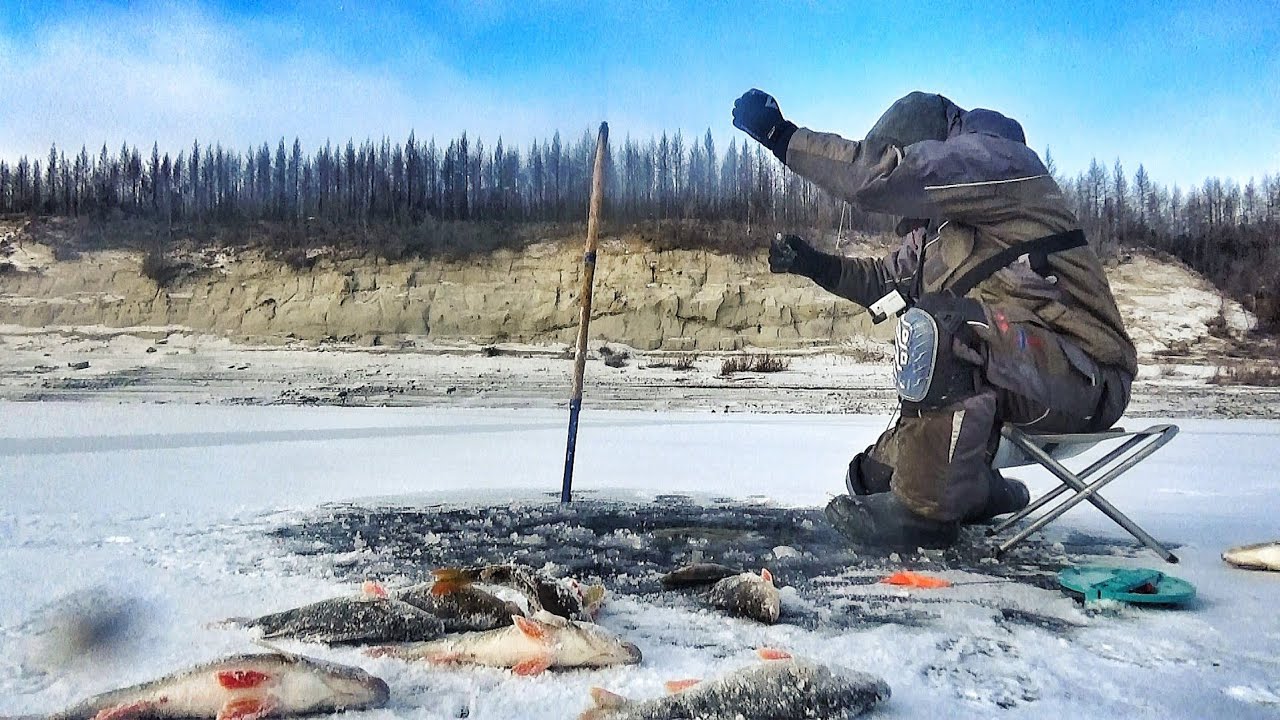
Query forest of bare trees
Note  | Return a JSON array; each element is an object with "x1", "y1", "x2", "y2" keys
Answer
[{"x1": 1, "y1": 130, "x2": 1277, "y2": 329}]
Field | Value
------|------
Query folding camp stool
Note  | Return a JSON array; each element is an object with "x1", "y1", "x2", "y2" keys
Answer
[{"x1": 985, "y1": 423, "x2": 1180, "y2": 563}]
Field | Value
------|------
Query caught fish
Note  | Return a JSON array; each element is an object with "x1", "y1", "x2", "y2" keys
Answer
[
  {"x1": 662, "y1": 564, "x2": 781, "y2": 625},
  {"x1": 659, "y1": 563, "x2": 739, "y2": 589},
  {"x1": 393, "y1": 580, "x2": 525, "y2": 633},
  {"x1": 368, "y1": 611, "x2": 641, "y2": 676},
  {"x1": 36, "y1": 652, "x2": 388, "y2": 720},
  {"x1": 580, "y1": 655, "x2": 890, "y2": 720},
  {"x1": 1223, "y1": 541, "x2": 1280, "y2": 571},
  {"x1": 432, "y1": 564, "x2": 605, "y2": 621},
  {"x1": 235, "y1": 595, "x2": 447, "y2": 645},
  {"x1": 707, "y1": 570, "x2": 781, "y2": 625},
  {"x1": 232, "y1": 577, "x2": 522, "y2": 645}
]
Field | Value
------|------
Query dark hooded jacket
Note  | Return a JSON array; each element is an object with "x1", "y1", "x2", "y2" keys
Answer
[{"x1": 782, "y1": 92, "x2": 1138, "y2": 375}]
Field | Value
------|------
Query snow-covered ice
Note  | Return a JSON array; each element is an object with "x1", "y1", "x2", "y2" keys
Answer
[{"x1": 2, "y1": 402, "x2": 1279, "y2": 718}]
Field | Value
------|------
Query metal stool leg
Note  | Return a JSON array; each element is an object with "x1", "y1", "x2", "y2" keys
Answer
[
  {"x1": 993, "y1": 425, "x2": 1179, "y2": 563},
  {"x1": 987, "y1": 432, "x2": 1153, "y2": 536}
]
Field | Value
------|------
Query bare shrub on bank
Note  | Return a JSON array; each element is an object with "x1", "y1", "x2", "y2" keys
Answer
[
  {"x1": 648, "y1": 353, "x2": 700, "y2": 371},
  {"x1": 720, "y1": 353, "x2": 790, "y2": 375},
  {"x1": 1209, "y1": 361, "x2": 1280, "y2": 387},
  {"x1": 140, "y1": 249, "x2": 184, "y2": 287}
]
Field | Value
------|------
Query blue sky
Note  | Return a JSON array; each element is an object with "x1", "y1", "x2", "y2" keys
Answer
[{"x1": 1, "y1": 0, "x2": 1277, "y2": 189}]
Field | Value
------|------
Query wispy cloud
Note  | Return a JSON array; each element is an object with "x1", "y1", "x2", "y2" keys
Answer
[{"x1": 0, "y1": 2, "x2": 571, "y2": 162}]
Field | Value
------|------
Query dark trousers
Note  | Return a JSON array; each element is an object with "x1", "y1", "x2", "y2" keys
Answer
[{"x1": 854, "y1": 319, "x2": 1132, "y2": 521}]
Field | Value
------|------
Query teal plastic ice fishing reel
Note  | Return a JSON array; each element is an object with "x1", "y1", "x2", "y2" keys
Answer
[{"x1": 1058, "y1": 566, "x2": 1196, "y2": 606}]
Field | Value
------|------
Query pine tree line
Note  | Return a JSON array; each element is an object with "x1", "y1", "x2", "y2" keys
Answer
[
  {"x1": 1050, "y1": 153, "x2": 1280, "y2": 320},
  {"x1": 0, "y1": 130, "x2": 882, "y2": 232},
  {"x1": 1, "y1": 131, "x2": 1277, "y2": 326}
]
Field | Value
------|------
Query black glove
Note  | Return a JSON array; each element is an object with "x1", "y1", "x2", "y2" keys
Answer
[
  {"x1": 769, "y1": 234, "x2": 841, "y2": 289},
  {"x1": 732, "y1": 89, "x2": 797, "y2": 162}
]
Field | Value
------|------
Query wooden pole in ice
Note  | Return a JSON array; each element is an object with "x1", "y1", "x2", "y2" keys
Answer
[{"x1": 561, "y1": 121, "x2": 609, "y2": 504}]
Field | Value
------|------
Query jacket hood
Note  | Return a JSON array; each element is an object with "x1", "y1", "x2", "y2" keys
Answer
[
  {"x1": 864, "y1": 91, "x2": 963, "y2": 147},
  {"x1": 952, "y1": 108, "x2": 1026, "y2": 145}
]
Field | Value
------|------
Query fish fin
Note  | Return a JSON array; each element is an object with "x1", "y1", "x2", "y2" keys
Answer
[
  {"x1": 250, "y1": 639, "x2": 300, "y2": 662},
  {"x1": 216, "y1": 698, "x2": 276, "y2": 720},
  {"x1": 589, "y1": 687, "x2": 628, "y2": 708},
  {"x1": 881, "y1": 571, "x2": 952, "y2": 589},
  {"x1": 514, "y1": 614, "x2": 550, "y2": 639},
  {"x1": 431, "y1": 567, "x2": 473, "y2": 583},
  {"x1": 362, "y1": 580, "x2": 389, "y2": 597},
  {"x1": 531, "y1": 610, "x2": 569, "y2": 627},
  {"x1": 756, "y1": 647, "x2": 792, "y2": 660},
  {"x1": 664, "y1": 679, "x2": 702, "y2": 693},
  {"x1": 760, "y1": 568, "x2": 774, "y2": 584},
  {"x1": 430, "y1": 567, "x2": 478, "y2": 595},
  {"x1": 92, "y1": 702, "x2": 153, "y2": 720},
  {"x1": 512, "y1": 655, "x2": 553, "y2": 676},
  {"x1": 582, "y1": 585, "x2": 606, "y2": 617}
]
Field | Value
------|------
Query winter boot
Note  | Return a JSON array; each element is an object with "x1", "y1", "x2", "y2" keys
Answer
[
  {"x1": 963, "y1": 470, "x2": 1031, "y2": 524},
  {"x1": 825, "y1": 493, "x2": 960, "y2": 550}
]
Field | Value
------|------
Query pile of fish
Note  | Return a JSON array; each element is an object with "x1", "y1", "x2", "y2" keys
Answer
[
  {"x1": 227, "y1": 577, "x2": 522, "y2": 645},
  {"x1": 17, "y1": 562, "x2": 891, "y2": 719}
]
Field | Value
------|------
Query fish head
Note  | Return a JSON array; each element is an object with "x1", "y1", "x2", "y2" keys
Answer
[
  {"x1": 279, "y1": 654, "x2": 391, "y2": 710},
  {"x1": 562, "y1": 622, "x2": 643, "y2": 667}
]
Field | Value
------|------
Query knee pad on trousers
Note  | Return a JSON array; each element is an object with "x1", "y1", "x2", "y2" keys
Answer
[{"x1": 894, "y1": 293, "x2": 986, "y2": 409}]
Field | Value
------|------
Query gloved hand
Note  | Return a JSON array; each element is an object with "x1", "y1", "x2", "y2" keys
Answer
[
  {"x1": 768, "y1": 233, "x2": 806, "y2": 274},
  {"x1": 732, "y1": 89, "x2": 797, "y2": 161},
  {"x1": 769, "y1": 234, "x2": 840, "y2": 289}
]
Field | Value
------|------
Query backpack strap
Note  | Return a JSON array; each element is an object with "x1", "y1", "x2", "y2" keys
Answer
[{"x1": 947, "y1": 229, "x2": 1087, "y2": 298}]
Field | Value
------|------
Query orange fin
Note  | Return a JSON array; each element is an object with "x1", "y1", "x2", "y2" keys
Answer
[
  {"x1": 665, "y1": 679, "x2": 702, "y2": 693},
  {"x1": 93, "y1": 702, "x2": 153, "y2": 720},
  {"x1": 217, "y1": 699, "x2": 275, "y2": 720},
  {"x1": 514, "y1": 614, "x2": 550, "y2": 640},
  {"x1": 760, "y1": 568, "x2": 774, "y2": 584},
  {"x1": 881, "y1": 571, "x2": 953, "y2": 589},
  {"x1": 430, "y1": 568, "x2": 475, "y2": 595},
  {"x1": 512, "y1": 655, "x2": 553, "y2": 676},
  {"x1": 362, "y1": 580, "x2": 389, "y2": 597},
  {"x1": 580, "y1": 687, "x2": 627, "y2": 720},
  {"x1": 756, "y1": 647, "x2": 792, "y2": 660}
]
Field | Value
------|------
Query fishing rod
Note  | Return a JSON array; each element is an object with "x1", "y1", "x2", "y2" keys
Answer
[{"x1": 561, "y1": 121, "x2": 609, "y2": 504}]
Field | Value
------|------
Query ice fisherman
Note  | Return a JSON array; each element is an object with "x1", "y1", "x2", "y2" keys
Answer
[{"x1": 731, "y1": 89, "x2": 1137, "y2": 550}]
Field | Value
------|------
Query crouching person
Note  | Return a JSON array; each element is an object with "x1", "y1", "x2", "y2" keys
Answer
[{"x1": 732, "y1": 89, "x2": 1138, "y2": 549}]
